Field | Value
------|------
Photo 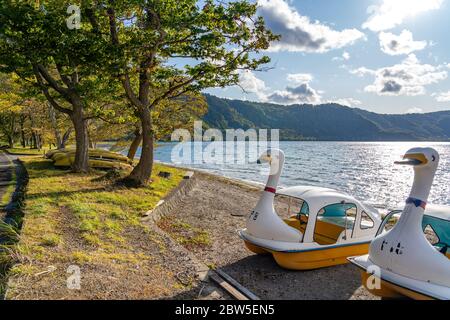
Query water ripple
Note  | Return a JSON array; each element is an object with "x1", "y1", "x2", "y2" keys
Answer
[{"x1": 150, "y1": 141, "x2": 450, "y2": 209}]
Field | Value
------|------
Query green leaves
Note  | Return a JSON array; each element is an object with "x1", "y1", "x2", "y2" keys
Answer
[{"x1": 1, "y1": 0, "x2": 278, "y2": 110}]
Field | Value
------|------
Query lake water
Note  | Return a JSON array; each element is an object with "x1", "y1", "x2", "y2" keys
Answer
[{"x1": 135, "y1": 141, "x2": 450, "y2": 209}]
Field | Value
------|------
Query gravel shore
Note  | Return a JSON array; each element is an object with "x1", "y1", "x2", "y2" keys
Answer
[{"x1": 156, "y1": 170, "x2": 379, "y2": 300}]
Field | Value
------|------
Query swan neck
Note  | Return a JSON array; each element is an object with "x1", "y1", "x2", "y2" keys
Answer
[
  {"x1": 265, "y1": 157, "x2": 284, "y2": 190},
  {"x1": 409, "y1": 167, "x2": 435, "y2": 203}
]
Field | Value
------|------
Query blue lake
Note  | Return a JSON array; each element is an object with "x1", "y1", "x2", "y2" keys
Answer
[{"x1": 135, "y1": 141, "x2": 450, "y2": 209}]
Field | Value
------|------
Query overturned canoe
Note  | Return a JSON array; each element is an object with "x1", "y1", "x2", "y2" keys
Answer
[{"x1": 47, "y1": 148, "x2": 132, "y2": 170}]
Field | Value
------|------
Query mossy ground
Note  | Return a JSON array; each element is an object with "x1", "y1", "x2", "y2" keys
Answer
[{"x1": 3, "y1": 157, "x2": 200, "y2": 299}]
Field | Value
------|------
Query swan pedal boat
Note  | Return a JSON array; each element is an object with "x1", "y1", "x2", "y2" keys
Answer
[
  {"x1": 238, "y1": 149, "x2": 382, "y2": 270},
  {"x1": 349, "y1": 204, "x2": 450, "y2": 300},
  {"x1": 348, "y1": 147, "x2": 450, "y2": 300}
]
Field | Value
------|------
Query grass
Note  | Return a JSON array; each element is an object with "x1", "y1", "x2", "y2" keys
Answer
[
  {"x1": 0, "y1": 222, "x2": 23, "y2": 297},
  {"x1": 3, "y1": 157, "x2": 185, "y2": 299},
  {"x1": 158, "y1": 216, "x2": 211, "y2": 250}
]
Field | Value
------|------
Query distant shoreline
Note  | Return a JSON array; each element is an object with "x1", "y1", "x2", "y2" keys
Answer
[{"x1": 155, "y1": 140, "x2": 450, "y2": 143}]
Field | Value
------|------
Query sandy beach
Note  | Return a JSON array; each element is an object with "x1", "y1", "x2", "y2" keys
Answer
[{"x1": 153, "y1": 169, "x2": 378, "y2": 300}]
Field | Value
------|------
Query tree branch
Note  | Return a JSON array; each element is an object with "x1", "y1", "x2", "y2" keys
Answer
[
  {"x1": 33, "y1": 67, "x2": 72, "y2": 115},
  {"x1": 35, "y1": 64, "x2": 69, "y2": 97},
  {"x1": 55, "y1": 63, "x2": 74, "y2": 89},
  {"x1": 85, "y1": 7, "x2": 100, "y2": 34},
  {"x1": 150, "y1": 76, "x2": 197, "y2": 109},
  {"x1": 122, "y1": 74, "x2": 145, "y2": 110}
]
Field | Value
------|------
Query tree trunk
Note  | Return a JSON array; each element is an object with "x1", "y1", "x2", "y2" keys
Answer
[
  {"x1": 31, "y1": 132, "x2": 37, "y2": 149},
  {"x1": 125, "y1": 108, "x2": 153, "y2": 186},
  {"x1": 70, "y1": 106, "x2": 90, "y2": 173},
  {"x1": 127, "y1": 126, "x2": 142, "y2": 160},
  {"x1": 36, "y1": 134, "x2": 43, "y2": 150},
  {"x1": 7, "y1": 136, "x2": 14, "y2": 148},
  {"x1": 60, "y1": 128, "x2": 72, "y2": 149},
  {"x1": 21, "y1": 130, "x2": 26, "y2": 148},
  {"x1": 48, "y1": 103, "x2": 63, "y2": 149},
  {"x1": 19, "y1": 116, "x2": 26, "y2": 148}
]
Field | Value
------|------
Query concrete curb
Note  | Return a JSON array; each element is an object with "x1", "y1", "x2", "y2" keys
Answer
[
  {"x1": 141, "y1": 171, "x2": 197, "y2": 224},
  {"x1": 142, "y1": 171, "x2": 229, "y2": 299}
]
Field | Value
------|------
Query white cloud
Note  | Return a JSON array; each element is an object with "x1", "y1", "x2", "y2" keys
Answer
[
  {"x1": 238, "y1": 70, "x2": 268, "y2": 99},
  {"x1": 342, "y1": 51, "x2": 351, "y2": 60},
  {"x1": 258, "y1": 0, "x2": 365, "y2": 53},
  {"x1": 331, "y1": 98, "x2": 362, "y2": 107},
  {"x1": 379, "y1": 30, "x2": 427, "y2": 55},
  {"x1": 351, "y1": 54, "x2": 448, "y2": 96},
  {"x1": 362, "y1": 0, "x2": 443, "y2": 32},
  {"x1": 350, "y1": 67, "x2": 376, "y2": 77},
  {"x1": 332, "y1": 51, "x2": 351, "y2": 61},
  {"x1": 286, "y1": 73, "x2": 313, "y2": 84},
  {"x1": 433, "y1": 91, "x2": 450, "y2": 102},
  {"x1": 238, "y1": 70, "x2": 321, "y2": 104},
  {"x1": 406, "y1": 107, "x2": 423, "y2": 113},
  {"x1": 267, "y1": 83, "x2": 322, "y2": 104}
]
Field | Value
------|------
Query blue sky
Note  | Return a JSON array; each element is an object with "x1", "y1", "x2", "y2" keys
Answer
[{"x1": 204, "y1": 0, "x2": 450, "y2": 114}]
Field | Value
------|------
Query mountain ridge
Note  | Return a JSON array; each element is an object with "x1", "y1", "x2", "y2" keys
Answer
[{"x1": 202, "y1": 94, "x2": 450, "y2": 141}]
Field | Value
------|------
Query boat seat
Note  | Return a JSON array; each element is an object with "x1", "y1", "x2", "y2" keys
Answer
[
  {"x1": 313, "y1": 220, "x2": 345, "y2": 245},
  {"x1": 284, "y1": 215, "x2": 307, "y2": 231},
  {"x1": 283, "y1": 217, "x2": 306, "y2": 241},
  {"x1": 438, "y1": 243, "x2": 449, "y2": 257},
  {"x1": 283, "y1": 216, "x2": 346, "y2": 245}
]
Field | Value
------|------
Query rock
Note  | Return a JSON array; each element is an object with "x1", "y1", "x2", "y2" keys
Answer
[
  {"x1": 183, "y1": 171, "x2": 194, "y2": 179},
  {"x1": 158, "y1": 171, "x2": 171, "y2": 178}
]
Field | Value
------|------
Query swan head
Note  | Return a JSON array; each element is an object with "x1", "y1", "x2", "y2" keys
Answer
[
  {"x1": 395, "y1": 147, "x2": 439, "y2": 170},
  {"x1": 256, "y1": 149, "x2": 284, "y2": 164},
  {"x1": 257, "y1": 149, "x2": 285, "y2": 175}
]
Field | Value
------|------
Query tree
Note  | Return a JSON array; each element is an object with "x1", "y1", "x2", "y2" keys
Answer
[
  {"x1": 102, "y1": 0, "x2": 277, "y2": 185},
  {"x1": 48, "y1": 102, "x2": 72, "y2": 149},
  {"x1": 126, "y1": 92, "x2": 208, "y2": 161},
  {"x1": 0, "y1": 1, "x2": 277, "y2": 183},
  {"x1": 0, "y1": 72, "x2": 63, "y2": 149},
  {"x1": 0, "y1": 73, "x2": 23, "y2": 147},
  {"x1": 0, "y1": 1, "x2": 117, "y2": 172}
]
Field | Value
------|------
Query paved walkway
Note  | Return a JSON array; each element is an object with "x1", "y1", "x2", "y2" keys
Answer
[{"x1": 0, "y1": 151, "x2": 18, "y2": 215}]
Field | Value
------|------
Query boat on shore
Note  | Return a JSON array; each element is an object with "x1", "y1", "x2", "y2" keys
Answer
[
  {"x1": 348, "y1": 147, "x2": 450, "y2": 300},
  {"x1": 238, "y1": 149, "x2": 381, "y2": 270},
  {"x1": 46, "y1": 148, "x2": 133, "y2": 170}
]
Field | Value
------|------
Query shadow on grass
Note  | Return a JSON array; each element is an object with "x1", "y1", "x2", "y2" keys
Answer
[
  {"x1": 24, "y1": 160, "x2": 70, "y2": 177},
  {"x1": 24, "y1": 161, "x2": 136, "y2": 201},
  {"x1": 0, "y1": 160, "x2": 29, "y2": 299},
  {"x1": 23, "y1": 187, "x2": 116, "y2": 203}
]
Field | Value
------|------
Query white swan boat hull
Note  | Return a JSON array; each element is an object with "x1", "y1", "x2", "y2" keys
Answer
[{"x1": 349, "y1": 254, "x2": 450, "y2": 300}]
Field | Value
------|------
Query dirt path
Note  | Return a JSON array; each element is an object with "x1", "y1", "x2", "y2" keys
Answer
[{"x1": 156, "y1": 171, "x2": 378, "y2": 300}]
